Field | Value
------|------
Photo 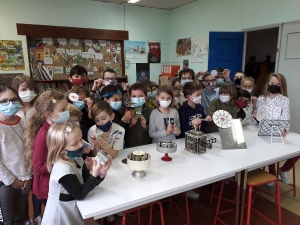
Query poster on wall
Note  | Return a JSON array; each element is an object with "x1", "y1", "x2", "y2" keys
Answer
[
  {"x1": 148, "y1": 42, "x2": 161, "y2": 63},
  {"x1": 136, "y1": 63, "x2": 150, "y2": 82},
  {"x1": 176, "y1": 38, "x2": 191, "y2": 56},
  {"x1": 183, "y1": 60, "x2": 189, "y2": 69},
  {"x1": 0, "y1": 40, "x2": 25, "y2": 70},
  {"x1": 191, "y1": 36, "x2": 208, "y2": 62},
  {"x1": 125, "y1": 41, "x2": 146, "y2": 59}
]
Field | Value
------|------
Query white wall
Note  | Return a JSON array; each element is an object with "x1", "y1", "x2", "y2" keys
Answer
[
  {"x1": 245, "y1": 28, "x2": 279, "y2": 63},
  {"x1": 0, "y1": 0, "x2": 170, "y2": 84}
]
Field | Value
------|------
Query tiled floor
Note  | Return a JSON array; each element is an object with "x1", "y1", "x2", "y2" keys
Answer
[{"x1": 259, "y1": 161, "x2": 300, "y2": 216}]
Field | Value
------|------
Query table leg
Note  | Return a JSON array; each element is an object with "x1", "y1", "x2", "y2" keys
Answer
[
  {"x1": 235, "y1": 171, "x2": 241, "y2": 225},
  {"x1": 86, "y1": 217, "x2": 94, "y2": 225},
  {"x1": 239, "y1": 169, "x2": 248, "y2": 225}
]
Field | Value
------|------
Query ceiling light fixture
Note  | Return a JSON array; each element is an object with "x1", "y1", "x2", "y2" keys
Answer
[{"x1": 128, "y1": 0, "x2": 140, "y2": 3}]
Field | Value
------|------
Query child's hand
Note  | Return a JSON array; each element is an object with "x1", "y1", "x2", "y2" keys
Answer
[
  {"x1": 100, "y1": 155, "x2": 112, "y2": 175},
  {"x1": 84, "y1": 157, "x2": 94, "y2": 171},
  {"x1": 11, "y1": 179, "x2": 25, "y2": 189},
  {"x1": 99, "y1": 140, "x2": 110, "y2": 152},
  {"x1": 205, "y1": 116, "x2": 212, "y2": 122},
  {"x1": 140, "y1": 116, "x2": 147, "y2": 129},
  {"x1": 92, "y1": 78, "x2": 103, "y2": 91},
  {"x1": 83, "y1": 145, "x2": 93, "y2": 154},
  {"x1": 91, "y1": 158, "x2": 103, "y2": 178},
  {"x1": 91, "y1": 136, "x2": 100, "y2": 147},
  {"x1": 130, "y1": 117, "x2": 138, "y2": 127},
  {"x1": 123, "y1": 109, "x2": 132, "y2": 122},
  {"x1": 252, "y1": 110, "x2": 257, "y2": 117},
  {"x1": 23, "y1": 179, "x2": 32, "y2": 188},
  {"x1": 85, "y1": 97, "x2": 93, "y2": 109},
  {"x1": 282, "y1": 131, "x2": 287, "y2": 137},
  {"x1": 165, "y1": 123, "x2": 173, "y2": 135},
  {"x1": 192, "y1": 118, "x2": 203, "y2": 125},
  {"x1": 124, "y1": 83, "x2": 130, "y2": 91},
  {"x1": 172, "y1": 124, "x2": 179, "y2": 135}
]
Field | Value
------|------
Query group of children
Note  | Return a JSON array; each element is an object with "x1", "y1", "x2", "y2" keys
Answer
[{"x1": 0, "y1": 64, "x2": 298, "y2": 225}]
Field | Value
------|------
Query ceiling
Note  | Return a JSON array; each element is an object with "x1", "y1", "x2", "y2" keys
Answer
[{"x1": 94, "y1": 0, "x2": 198, "y2": 10}]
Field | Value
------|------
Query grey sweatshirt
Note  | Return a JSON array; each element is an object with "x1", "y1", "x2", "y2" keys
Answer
[
  {"x1": 149, "y1": 108, "x2": 181, "y2": 143},
  {"x1": 0, "y1": 117, "x2": 32, "y2": 185}
]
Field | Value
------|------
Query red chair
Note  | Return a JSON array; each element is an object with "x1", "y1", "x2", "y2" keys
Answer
[{"x1": 214, "y1": 169, "x2": 282, "y2": 225}]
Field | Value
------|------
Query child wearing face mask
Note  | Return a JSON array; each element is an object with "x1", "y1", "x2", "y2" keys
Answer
[
  {"x1": 139, "y1": 80, "x2": 156, "y2": 109},
  {"x1": 100, "y1": 84, "x2": 130, "y2": 129},
  {"x1": 125, "y1": 83, "x2": 153, "y2": 148},
  {"x1": 11, "y1": 75, "x2": 37, "y2": 122},
  {"x1": 201, "y1": 72, "x2": 220, "y2": 115},
  {"x1": 235, "y1": 89, "x2": 253, "y2": 125},
  {"x1": 41, "y1": 123, "x2": 112, "y2": 225},
  {"x1": 69, "y1": 65, "x2": 89, "y2": 87},
  {"x1": 171, "y1": 77, "x2": 186, "y2": 105},
  {"x1": 67, "y1": 86, "x2": 95, "y2": 129},
  {"x1": 204, "y1": 82, "x2": 237, "y2": 133},
  {"x1": 24, "y1": 90, "x2": 69, "y2": 206},
  {"x1": 240, "y1": 77, "x2": 259, "y2": 120},
  {"x1": 256, "y1": 73, "x2": 295, "y2": 185},
  {"x1": 178, "y1": 82, "x2": 206, "y2": 139},
  {"x1": 0, "y1": 85, "x2": 32, "y2": 225},
  {"x1": 88, "y1": 101, "x2": 125, "y2": 159},
  {"x1": 149, "y1": 86, "x2": 181, "y2": 143},
  {"x1": 233, "y1": 71, "x2": 246, "y2": 90},
  {"x1": 172, "y1": 86, "x2": 181, "y2": 110}
]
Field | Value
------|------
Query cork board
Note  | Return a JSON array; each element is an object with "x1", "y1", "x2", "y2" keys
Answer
[{"x1": 27, "y1": 37, "x2": 123, "y2": 80}]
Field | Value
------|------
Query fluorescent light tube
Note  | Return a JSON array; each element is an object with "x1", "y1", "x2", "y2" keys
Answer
[{"x1": 128, "y1": 0, "x2": 140, "y2": 3}]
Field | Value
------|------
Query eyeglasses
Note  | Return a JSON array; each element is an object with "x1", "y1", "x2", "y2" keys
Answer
[
  {"x1": 0, "y1": 98, "x2": 20, "y2": 106},
  {"x1": 203, "y1": 79, "x2": 216, "y2": 83},
  {"x1": 104, "y1": 77, "x2": 117, "y2": 82}
]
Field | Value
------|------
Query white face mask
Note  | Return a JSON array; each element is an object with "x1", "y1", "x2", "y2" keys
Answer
[
  {"x1": 220, "y1": 95, "x2": 230, "y2": 103},
  {"x1": 191, "y1": 95, "x2": 202, "y2": 104},
  {"x1": 159, "y1": 100, "x2": 171, "y2": 108},
  {"x1": 104, "y1": 80, "x2": 116, "y2": 86},
  {"x1": 18, "y1": 90, "x2": 36, "y2": 103},
  {"x1": 244, "y1": 89, "x2": 253, "y2": 93},
  {"x1": 174, "y1": 97, "x2": 180, "y2": 105}
]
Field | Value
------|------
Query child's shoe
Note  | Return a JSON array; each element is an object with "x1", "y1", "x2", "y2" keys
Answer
[
  {"x1": 187, "y1": 190, "x2": 201, "y2": 200},
  {"x1": 280, "y1": 169, "x2": 290, "y2": 184}
]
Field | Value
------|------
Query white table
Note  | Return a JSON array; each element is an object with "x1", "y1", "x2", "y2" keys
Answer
[
  {"x1": 207, "y1": 125, "x2": 300, "y2": 225},
  {"x1": 77, "y1": 140, "x2": 244, "y2": 224}
]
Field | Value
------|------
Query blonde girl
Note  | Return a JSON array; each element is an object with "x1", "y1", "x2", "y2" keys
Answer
[
  {"x1": 149, "y1": 85, "x2": 181, "y2": 143},
  {"x1": 11, "y1": 75, "x2": 37, "y2": 121},
  {"x1": 256, "y1": 73, "x2": 295, "y2": 185},
  {"x1": 41, "y1": 123, "x2": 111, "y2": 225},
  {"x1": 0, "y1": 85, "x2": 32, "y2": 225},
  {"x1": 24, "y1": 90, "x2": 69, "y2": 206}
]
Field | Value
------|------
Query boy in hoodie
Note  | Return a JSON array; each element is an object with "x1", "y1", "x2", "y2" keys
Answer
[{"x1": 178, "y1": 82, "x2": 206, "y2": 139}]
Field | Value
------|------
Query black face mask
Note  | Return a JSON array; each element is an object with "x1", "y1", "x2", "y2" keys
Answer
[
  {"x1": 268, "y1": 85, "x2": 281, "y2": 94},
  {"x1": 234, "y1": 78, "x2": 242, "y2": 85}
]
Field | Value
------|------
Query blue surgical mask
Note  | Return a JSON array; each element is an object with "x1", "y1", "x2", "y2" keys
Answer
[
  {"x1": 51, "y1": 111, "x2": 70, "y2": 123},
  {"x1": 131, "y1": 97, "x2": 145, "y2": 107},
  {"x1": 74, "y1": 101, "x2": 86, "y2": 110},
  {"x1": 0, "y1": 102, "x2": 22, "y2": 116},
  {"x1": 181, "y1": 79, "x2": 192, "y2": 87},
  {"x1": 147, "y1": 91, "x2": 157, "y2": 98},
  {"x1": 110, "y1": 101, "x2": 122, "y2": 110},
  {"x1": 216, "y1": 78, "x2": 225, "y2": 86},
  {"x1": 66, "y1": 140, "x2": 90, "y2": 160},
  {"x1": 96, "y1": 120, "x2": 112, "y2": 132}
]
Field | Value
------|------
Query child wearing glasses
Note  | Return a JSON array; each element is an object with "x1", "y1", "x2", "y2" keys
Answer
[{"x1": 200, "y1": 72, "x2": 220, "y2": 115}]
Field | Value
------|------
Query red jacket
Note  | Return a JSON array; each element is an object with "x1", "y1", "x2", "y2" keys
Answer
[{"x1": 33, "y1": 121, "x2": 51, "y2": 199}]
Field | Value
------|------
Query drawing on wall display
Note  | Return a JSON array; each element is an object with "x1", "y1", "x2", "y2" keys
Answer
[
  {"x1": 183, "y1": 60, "x2": 189, "y2": 69},
  {"x1": 125, "y1": 41, "x2": 146, "y2": 59},
  {"x1": 148, "y1": 42, "x2": 161, "y2": 63},
  {"x1": 0, "y1": 40, "x2": 25, "y2": 70},
  {"x1": 136, "y1": 63, "x2": 150, "y2": 81},
  {"x1": 191, "y1": 36, "x2": 208, "y2": 62},
  {"x1": 176, "y1": 38, "x2": 191, "y2": 56}
]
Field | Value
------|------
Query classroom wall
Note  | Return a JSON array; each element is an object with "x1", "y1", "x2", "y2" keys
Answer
[
  {"x1": 0, "y1": 0, "x2": 170, "y2": 84},
  {"x1": 169, "y1": 0, "x2": 300, "y2": 72},
  {"x1": 245, "y1": 28, "x2": 279, "y2": 63}
]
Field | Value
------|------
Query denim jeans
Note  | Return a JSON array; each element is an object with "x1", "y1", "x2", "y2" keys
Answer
[{"x1": 0, "y1": 182, "x2": 29, "y2": 225}]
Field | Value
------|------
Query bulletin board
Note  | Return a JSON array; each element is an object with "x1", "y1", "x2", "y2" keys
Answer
[{"x1": 28, "y1": 37, "x2": 123, "y2": 80}]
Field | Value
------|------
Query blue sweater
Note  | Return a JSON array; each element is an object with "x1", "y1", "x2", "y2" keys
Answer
[{"x1": 178, "y1": 102, "x2": 207, "y2": 138}]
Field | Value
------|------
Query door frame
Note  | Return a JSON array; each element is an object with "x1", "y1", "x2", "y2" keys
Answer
[{"x1": 241, "y1": 24, "x2": 283, "y2": 73}]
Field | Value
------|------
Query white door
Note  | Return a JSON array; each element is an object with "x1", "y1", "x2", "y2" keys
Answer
[{"x1": 278, "y1": 22, "x2": 300, "y2": 134}]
